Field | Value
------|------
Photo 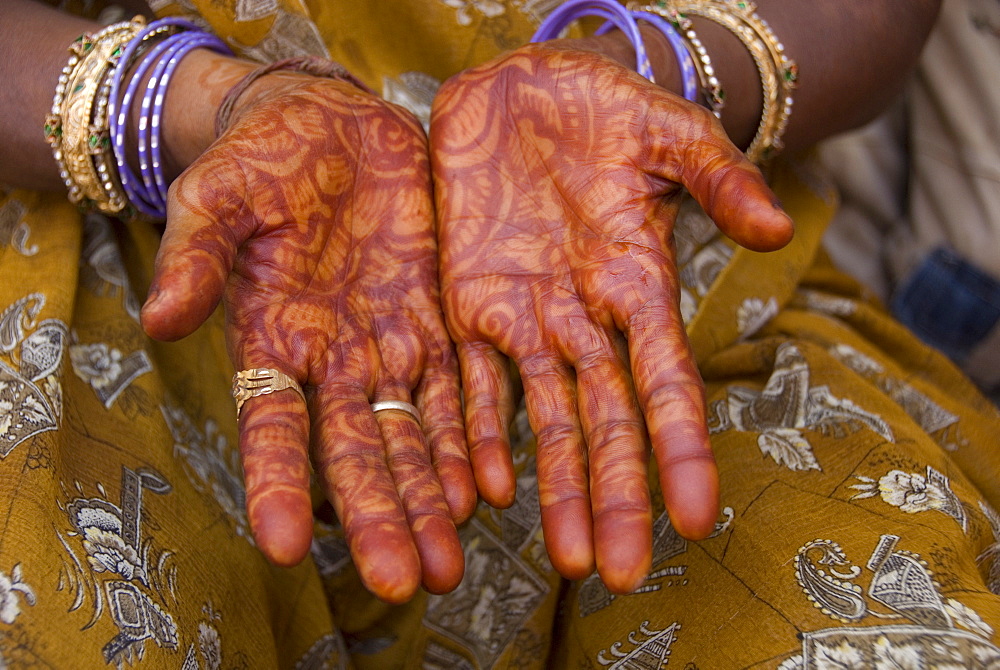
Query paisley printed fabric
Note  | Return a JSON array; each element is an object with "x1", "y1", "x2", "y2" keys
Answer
[
  {"x1": 2, "y1": 1, "x2": 999, "y2": 667},
  {"x1": 0, "y1": 193, "x2": 337, "y2": 667}
]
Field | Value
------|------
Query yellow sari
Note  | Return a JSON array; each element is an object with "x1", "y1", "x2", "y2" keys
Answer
[{"x1": 0, "y1": 0, "x2": 998, "y2": 666}]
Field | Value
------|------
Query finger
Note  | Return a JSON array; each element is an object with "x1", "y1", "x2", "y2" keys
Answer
[
  {"x1": 311, "y1": 388, "x2": 422, "y2": 604},
  {"x1": 371, "y1": 388, "x2": 464, "y2": 595},
  {"x1": 519, "y1": 351, "x2": 595, "y2": 580},
  {"x1": 141, "y1": 171, "x2": 246, "y2": 341},
  {"x1": 416, "y1": 358, "x2": 477, "y2": 524},
  {"x1": 566, "y1": 324, "x2": 653, "y2": 594},
  {"x1": 645, "y1": 95, "x2": 795, "y2": 252},
  {"x1": 623, "y1": 297, "x2": 719, "y2": 540},
  {"x1": 234, "y1": 362, "x2": 313, "y2": 568},
  {"x1": 457, "y1": 341, "x2": 517, "y2": 509}
]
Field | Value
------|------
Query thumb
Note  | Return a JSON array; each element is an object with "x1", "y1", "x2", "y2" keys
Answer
[
  {"x1": 646, "y1": 95, "x2": 795, "y2": 252},
  {"x1": 141, "y1": 169, "x2": 248, "y2": 341}
]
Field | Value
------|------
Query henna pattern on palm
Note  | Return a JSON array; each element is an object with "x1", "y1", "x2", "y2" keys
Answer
[
  {"x1": 431, "y1": 44, "x2": 793, "y2": 593},
  {"x1": 141, "y1": 78, "x2": 473, "y2": 603}
]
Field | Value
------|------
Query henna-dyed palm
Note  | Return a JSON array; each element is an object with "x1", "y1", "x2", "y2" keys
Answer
[
  {"x1": 141, "y1": 77, "x2": 475, "y2": 603},
  {"x1": 431, "y1": 44, "x2": 793, "y2": 593}
]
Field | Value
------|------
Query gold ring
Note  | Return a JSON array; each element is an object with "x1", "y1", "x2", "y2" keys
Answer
[
  {"x1": 370, "y1": 400, "x2": 421, "y2": 423},
  {"x1": 232, "y1": 367, "x2": 305, "y2": 419}
]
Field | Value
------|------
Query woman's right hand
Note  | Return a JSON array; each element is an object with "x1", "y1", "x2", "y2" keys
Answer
[
  {"x1": 431, "y1": 43, "x2": 794, "y2": 593},
  {"x1": 141, "y1": 70, "x2": 474, "y2": 603}
]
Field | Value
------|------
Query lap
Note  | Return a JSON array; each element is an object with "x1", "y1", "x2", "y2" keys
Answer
[{"x1": 3, "y1": 188, "x2": 999, "y2": 669}]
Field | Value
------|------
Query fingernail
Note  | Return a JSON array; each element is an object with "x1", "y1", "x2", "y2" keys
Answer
[{"x1": 143, "y1": 287, "x2": 162, "y2": 311}]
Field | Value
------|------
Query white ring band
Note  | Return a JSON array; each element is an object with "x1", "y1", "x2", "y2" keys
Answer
[{"x1": 370, "y1": 400, "x2": 421, "y2": 423}]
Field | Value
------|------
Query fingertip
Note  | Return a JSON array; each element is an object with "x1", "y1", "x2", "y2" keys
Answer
[
  {"x1": 542, "y1": 504, "x2": 595, "y2": 580},
  {"x1": 429, "y1": 447, "x2": 478, "y2": 522},
  {"x1": 371, "y1": 573, "x2": 421, "y2": 605},
  {"x1": 249, "y1": 491, "x2": 314, "y2": 567},
  {"x1": 471, "y1": 444, "x2": 517, "y2": 509},
  {"x1": 598, "y1": 553, "x2": 651, "y2": 596},
  {"x1": 479, "y1": 476, "x2": 516, "y2": 510},
  {"x1": 548, "y1": 542, "x2": 595, "y2": 581},
  {"x1": 443, "y1": 475, "x2": 479, "y2": 524},
  {"x1": 139, "y1": 280, "x2": 219, "y2": 342},
  {"x1": 355, "y1": 529, "x2": 422, "y2": 604},
  {"x1": 685, "y1": 152, "x2": 794, "y2": 253},
  {"x1": 423, "y1": 557, "x2": 465, "y2": 595},
  {"x1": 417, "y1": 517, "x2": 466, "y2": 594},
  {"x1": 145, "y1": 206, "x2": 233, "y2": 340},
  {"x1": 671, "y1": 510, "x2": 717, "y2": 541},
  {"x1": 662, "y1": 459, "x2": 719, "y2": 541},
  {"x1": 140, "y1": 288, "x2": 182, "y2": 342},
  {"x1": 736, "y1": 196, "x2": 795, "y2": 252},
  {"x1": 594, "y1": 510, "x2": 653, "y2": 595}
]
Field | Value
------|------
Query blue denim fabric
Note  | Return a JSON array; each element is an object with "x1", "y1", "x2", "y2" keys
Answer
[{"x1": 890, "y1": 246, "x2": 1000, "y2": 366}]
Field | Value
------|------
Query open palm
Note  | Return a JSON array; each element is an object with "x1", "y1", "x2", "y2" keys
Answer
[
  {"x1": 142, "y1": 77, "x2": 474, "y2": 603},
  {"x1": 431, "y1": 44, "x2": 793, "y2": 593}
]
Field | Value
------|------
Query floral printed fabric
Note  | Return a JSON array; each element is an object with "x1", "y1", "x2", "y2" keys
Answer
[
  {"x1": 0, "y1": 192, "x2": 335, "y2": 668},
  {"x1": 3, "y1": 1, "x2": 1000, "y2": 667}
]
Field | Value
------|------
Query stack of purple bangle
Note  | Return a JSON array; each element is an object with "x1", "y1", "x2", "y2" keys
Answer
[
  {"x1": 108, "y1": 19, "x2": 233, "y2": 219},
  {"x1": 531, "y1": 0, "x2": 699, "y2": 103}
]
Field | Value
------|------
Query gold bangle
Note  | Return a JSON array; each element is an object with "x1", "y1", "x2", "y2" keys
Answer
[
  {"x1": 44, "y1": 18, "x2": 145, "y2": 213},
  {"x1": 666, "y1": 0, "x2": 796, "y2": 162},
  {"x1": 723, "y1": 0, "x2": 797, "y2": 157}
]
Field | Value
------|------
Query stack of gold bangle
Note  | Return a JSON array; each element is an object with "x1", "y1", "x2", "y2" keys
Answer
[
  {"x1": 664, "y1": 0, "x2": 797, "y2": 163},
  {"x1": 44, "y1": 17, "x2": 145, "y2": 214}
]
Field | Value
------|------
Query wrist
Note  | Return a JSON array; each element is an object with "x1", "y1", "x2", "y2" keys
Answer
[
  {"x1": 157, "y1": 53, "x2": 358, "y2": 181},
  {"x1": 638, "y1": 24, "x2": 687, "y2": 100},
  {"x1": 155, "y1": 49, "x2": 256, "y2": 180},
  {"x1": 564, "y1": 27, "x2": 686, "y2": 99}
]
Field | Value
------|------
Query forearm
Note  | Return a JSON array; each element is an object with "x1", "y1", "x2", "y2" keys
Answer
[
  {"x1": 573, "y1": 0, "x2": 941, "y2": 154},
  {"x1": 0, "y1": 0, "x2": 96, "y2": 188},
  {"x1": 0, "y1": 0, "x2": 259, "y2": 191}
]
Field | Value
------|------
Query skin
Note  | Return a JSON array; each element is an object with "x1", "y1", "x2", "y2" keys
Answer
[
  {"x1": 141, "y1": 76, "x2": 475, "y2": 603},
  {"x1": 431, "y1": 44, "x2": 794, "y2": 593}
]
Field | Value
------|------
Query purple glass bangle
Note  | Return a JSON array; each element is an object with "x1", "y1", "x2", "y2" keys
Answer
[
  {"x1": 531, "y1": 0, "x2": 654, "y2": 81},
  {"x1": 107, "y1": 18, "x2": 233, "y2": 218},
  {"x1": 147, "y1": 33, "x2": 231, "y2": 211},
  {"x1": 139, "y1": 31, "x2": 231, "y2": 215},
  {"x1": 128, "y1": 34, "x2": 186, "y2": 214},
  {"x1": 108, "y1": 18, "x2": 198, "y2": 216},
  {"x1": 597, "y1": 11, "x2": 698, "y2": 101}
]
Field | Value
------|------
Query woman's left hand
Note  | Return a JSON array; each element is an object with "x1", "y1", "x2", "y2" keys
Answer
[{"x1": 431, "y1": 43, "x2": 793, "y2": 593}]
